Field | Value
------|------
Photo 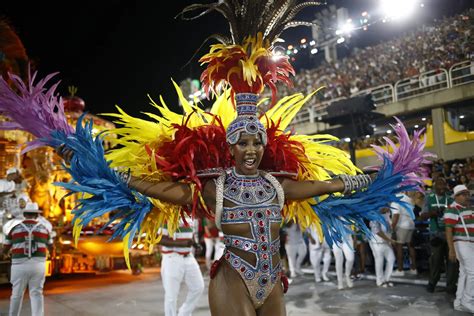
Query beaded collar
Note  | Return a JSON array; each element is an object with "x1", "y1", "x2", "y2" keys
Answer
[{"x1": 215, "y1": 168, "x2": 284, "y2": 230}]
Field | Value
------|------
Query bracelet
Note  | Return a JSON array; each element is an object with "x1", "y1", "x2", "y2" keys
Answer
[
  {"x1": 336, "y1": 174, "x2": 372, "y2": 194},
  {"x1": 117, "y1": 169, "x2": 132, "y2": 186}
]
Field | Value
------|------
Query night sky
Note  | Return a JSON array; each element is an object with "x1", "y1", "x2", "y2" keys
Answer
[{"x1": 1, "y1": 0, "x2": 472, "y2": 119}]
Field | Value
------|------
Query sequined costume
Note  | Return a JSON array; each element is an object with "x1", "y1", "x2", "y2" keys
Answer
[{"x1": 214, "y1": 168, "x2": 284, "y2": 307}]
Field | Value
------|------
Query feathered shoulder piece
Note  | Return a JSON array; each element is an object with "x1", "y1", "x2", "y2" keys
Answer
[{"x1": 178, "y1": 0, "x2": 323, "y2": 104}]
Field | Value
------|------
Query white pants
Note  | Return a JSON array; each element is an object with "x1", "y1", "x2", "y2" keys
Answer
[
  {"x1": 332, "y1": 242, "x2": 354, "y2": 283},
  {"x1": 309, "y1": 241, "x2": 331, "y2": 280},
  {"x1": 369, "y1": 242, "x2": 395, "y2": 286},
  {"x1": 161, "y1": 253, "x2": 205, "y2": 316},
  {"x1": 454, "y1": 241, "x2": 474, "y2": 312},
  {"x1": 203, "y1": 237, "x2": 225, "y2": 269},
  {"x1": 9, "y1": 260, "x2": 46, "y2": 316},
  {"x1": 285, "y1": 242, "x2": 307, "y2": 277}
]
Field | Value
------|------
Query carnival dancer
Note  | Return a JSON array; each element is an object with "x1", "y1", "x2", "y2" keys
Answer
[
  {"x1": 332, "y1": 229, "x2": 355, "y2": 290},
  {"x1": 2, "y1": 202, "x2": 53, "y2": 316},
  {"x1": 202, "y1": 218, "x2": 225, "y2": 272},
  {"x1": 284, "y1": 219, "x2": 307, "y2": 278},
  {"x1": 159, "y1": 214, "x2": 205, "y2": 316},
  {"x1": 368, "y1": 208, "x2": 397, "y2": 287},
  {"x1": 0, "y1": 2, "x2": 432, "y2": 316},
  {"x1": 444, "y1": 184, "x2": 474, "y2": 313},
  {"x1": 307, "y1": 226, "x2": 332, "y2": 283}
]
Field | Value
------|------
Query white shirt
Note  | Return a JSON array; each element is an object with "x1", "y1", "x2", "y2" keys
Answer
[{"x1": 391, "y1": 193, "x2": 415, "y2": 230}]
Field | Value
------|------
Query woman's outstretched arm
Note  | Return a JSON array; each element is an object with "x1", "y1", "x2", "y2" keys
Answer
[
  {"x1": 280, "y1": 172, "x2": 373, "y2": 200},
  {"x1": 128, "y1": 176, "x2": 193, "y2": 205},
  {"x1": 280, "y1": 178, "x2": 345, "y2": 200}
]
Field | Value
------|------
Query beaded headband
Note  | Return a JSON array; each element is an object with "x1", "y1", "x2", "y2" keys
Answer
[{"x1": 226, "y1": 93, "x2": 267, "y2": 145}]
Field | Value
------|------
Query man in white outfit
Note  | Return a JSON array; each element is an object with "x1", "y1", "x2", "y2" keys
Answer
[
  {"x1": 202, "y1": 218, "x2": 225, "y2": 272},
  {"x1": 284, "y1": 219, "x2": 308, "y2": 278},
  {"x1": 307, "y1": 226, "x2": 331, "y2": 282},
  {"x1": 391, "y1": 192, "x2": 417, "y2": 276},
  {"x1": 445, "y1": 185, "x2": 474, "y2": 313},
  {"x1": 368, "y1": 208, "x2": 397, "y2": 287},
  {"x1": 332, "y1": 231, "x2": 355, "y2": 290},
  {"x1": 159, "y1": 216, "x2": 205, "y2": 316},
  {"x1": 2, "y1": 202, "x2": 53, "y2": 316}
]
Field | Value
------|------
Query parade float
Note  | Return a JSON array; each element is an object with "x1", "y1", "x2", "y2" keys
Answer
[{"x1": 0, "y1": 20, "x2": 156, "y2": 283}]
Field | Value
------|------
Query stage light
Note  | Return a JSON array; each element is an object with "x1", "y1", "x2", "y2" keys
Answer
[
  {"x1": 300, "y1": 38, "x2": 307, "y2": 44},
  {"x1": 311, "y1": 48, "x2": 318, "y2": 54},
  {"x1": 380, "y1": 0, "x2": 418, "y2": 20},
  {"x1": 337, "y1": 37, "x2": 345, "y2": 44},
  {"x1": 459, "y1": 115, "x2": 465, "y2": 119},
  {"x1": 309, "y1": 40, "x2": 316, "y2": 46},
  {"x1": 343, "y1": 137, "x2": 351, "y2": 142},
  {"x1": 339, "y1": 21, "x2": 354, "y2": 35},
  {"x1": 386, "y1": 130, "x2": 392, "y2": 134},
  {"x1": 421, "y1": 117, "x2": 426, "y2": 121},
  {"x1": 414, "y1": 125, "x2": 419, "y2": 128},
  {"x1": 293, "y1": 48, "x2": 298, "y2": 54}
]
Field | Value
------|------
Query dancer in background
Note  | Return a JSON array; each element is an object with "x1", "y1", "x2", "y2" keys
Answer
[
  {"x1": 332, "y1": 229, "x2": 355, "y2": 290},
  {"x1": 284, "y1": 219, "x2": 308, "y2": 278},
  {"x1": 368, "y1": 208, "x2": 397, "y2": 287},
  {"x1": 308, "y1": 226, "x2": 332, "y2": 283}
]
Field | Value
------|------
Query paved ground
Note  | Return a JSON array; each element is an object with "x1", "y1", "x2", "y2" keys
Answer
[{"x1": 0, "y1": 265, "x2": 471, "y2": 316}]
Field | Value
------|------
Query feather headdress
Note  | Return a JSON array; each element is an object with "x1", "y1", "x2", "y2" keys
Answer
[{"x1": 178, "y1": 0, "x2": 323, "y2": 104}]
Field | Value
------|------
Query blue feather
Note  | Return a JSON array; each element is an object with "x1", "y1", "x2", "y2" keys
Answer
[
  {"x1": 46, "y1": 114, "x2": 153, "y2": 243},
  {"x1": 313, "y1": 156, "x2": 417, "y2": 248}
]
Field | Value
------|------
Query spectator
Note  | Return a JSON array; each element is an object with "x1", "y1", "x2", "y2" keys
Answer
[{"x1": 420, "y1": 178, "x2": 458, "y2": 294}]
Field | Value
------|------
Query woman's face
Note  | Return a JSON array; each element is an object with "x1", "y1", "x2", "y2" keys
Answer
[{"x1": 230, "y1": 133, "x2": 264, "y2": 175}]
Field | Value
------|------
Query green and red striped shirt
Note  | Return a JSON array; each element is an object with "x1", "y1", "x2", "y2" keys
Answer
[
  {"x1": 4, "y1": 219, "x2": 52, "y2": 264},
  {"x1": 444, "y1": 203, "x2": 474, "y2": 242}
]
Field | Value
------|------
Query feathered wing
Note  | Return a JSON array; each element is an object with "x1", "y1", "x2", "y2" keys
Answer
[{"x1": 311, "y1": 117, "x2": 434, "y2": 246}]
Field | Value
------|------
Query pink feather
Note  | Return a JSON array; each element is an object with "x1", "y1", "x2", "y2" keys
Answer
[{"x1": 369, "y1": 117, "x2": 435, "y2": 190}]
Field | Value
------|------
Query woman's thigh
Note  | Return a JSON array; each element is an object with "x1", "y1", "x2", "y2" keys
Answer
[{"x1": 209, "y1": 261, "x2": 256, "y2": 316}]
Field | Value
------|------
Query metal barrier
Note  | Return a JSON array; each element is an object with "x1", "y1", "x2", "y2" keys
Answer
[
  {"x1": 450, "y1": 60, "x2": 474, "y2": 87},
  {"x1": 395, "y1": 68, "x2": 449, "y2": 101},
  {"x1": 289, "y1": 60, "x2": 473, "y2": 127},
  {"x1": 353, "y1": 84, "x2": 394, "y2": 106}
]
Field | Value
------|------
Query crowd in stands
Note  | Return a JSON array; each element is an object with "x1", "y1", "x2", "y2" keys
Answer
[{"x1": 267, "y1": 9, "x2": 473, "y2": 106}]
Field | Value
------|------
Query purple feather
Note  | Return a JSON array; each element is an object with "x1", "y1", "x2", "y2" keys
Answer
[
  {"x1": 0, "y1": 67, "x2": 74, "y2": 153},
  {"x1": 369, "y1": 117, "x2": 435, "y2": 189}
]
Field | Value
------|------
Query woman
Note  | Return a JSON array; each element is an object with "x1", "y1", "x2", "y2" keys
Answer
[
  {"x1": 60, "y1": 104, "x2": 370, "y2": 315},
  {"x1": 109, "y1": 93, "x2": 372, "y2": 315}
]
